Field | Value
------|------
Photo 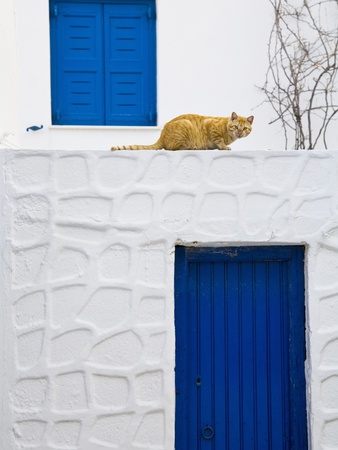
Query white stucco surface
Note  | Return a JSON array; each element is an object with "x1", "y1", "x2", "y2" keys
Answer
[
  {"x1": 2, "y1": 148, "x2": 338, "y2": 449},
  {"x1": 0, "y1": 0, "x2": 298, "y2": 151}
]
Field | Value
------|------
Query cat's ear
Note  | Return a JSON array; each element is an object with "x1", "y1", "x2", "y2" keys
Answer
[
  {"x1": 231, "y1": 112, "x2": 238, "y2": 121},
  {"x1": 247, "y1": 115, "x2": 254, "y2": 124}
]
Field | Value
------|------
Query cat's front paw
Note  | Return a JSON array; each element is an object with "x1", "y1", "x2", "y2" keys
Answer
[{"x1": 219, "y1": 146, "x2": 231, "y2": 150}]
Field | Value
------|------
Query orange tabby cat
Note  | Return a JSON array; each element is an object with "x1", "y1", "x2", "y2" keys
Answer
[{"x1": 111, "y1": 112, "x2": 254, "y2": 151}]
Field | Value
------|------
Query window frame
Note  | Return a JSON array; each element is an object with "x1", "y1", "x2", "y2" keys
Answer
[{"x1": 50, "y1": 0, "x2": 157, "y2": 127}]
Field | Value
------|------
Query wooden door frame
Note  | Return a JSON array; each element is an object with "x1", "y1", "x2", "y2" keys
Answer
[{"x1": 174, "y1": 245, "x2": 308, "y2": 449}]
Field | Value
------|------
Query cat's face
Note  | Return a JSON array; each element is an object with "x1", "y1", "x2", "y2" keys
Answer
[{"x1": 228, "y1": 113, "x2": 254, "y2": 140}]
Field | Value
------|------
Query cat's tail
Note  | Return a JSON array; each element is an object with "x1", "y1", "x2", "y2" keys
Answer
[{"x1": 111, "y1": 138, "x2": 163, "y2": 151}]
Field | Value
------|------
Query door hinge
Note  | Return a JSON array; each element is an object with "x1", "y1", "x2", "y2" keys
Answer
[
  {"x1": 148, "y1": 111, "x2": 157, "y2": 124},
  {"x1": 52, "y1": 4, "x2": 58, "y2": 17}
]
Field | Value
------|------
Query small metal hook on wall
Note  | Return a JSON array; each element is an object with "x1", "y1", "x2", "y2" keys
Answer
[{"x1": 26, "y1": 125, "x2": 44, "y2": 132}]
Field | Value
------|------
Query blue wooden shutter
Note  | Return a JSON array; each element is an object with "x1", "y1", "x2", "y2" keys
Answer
[
  {"x1": 51, "y1": 0, "x2": 157, "y2": 126},
  {"x1": 104, "y1": 2, "x2": 156, "y2": 125},
  {"x1": 51, "y1": 2, "x2": 104, "y2": 125}
]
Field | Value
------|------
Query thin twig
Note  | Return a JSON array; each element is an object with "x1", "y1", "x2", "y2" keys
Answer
[{"x1": 260, "y1": 0, "x2": 338, "y2": 149}]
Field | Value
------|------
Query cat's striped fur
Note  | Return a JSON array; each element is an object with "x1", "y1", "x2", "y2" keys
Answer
[{"x1": 111, "y1": 112, "x2": 254, "y2": 151}]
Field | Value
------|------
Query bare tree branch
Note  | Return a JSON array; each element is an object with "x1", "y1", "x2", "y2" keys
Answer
[{"x1": 260, "y1": 0, "x2": 338, "y2": 149}]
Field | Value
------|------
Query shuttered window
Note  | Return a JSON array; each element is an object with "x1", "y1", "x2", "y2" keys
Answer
[{"x1": 50, "y1": 0, "x2": 157, "y2": 126}]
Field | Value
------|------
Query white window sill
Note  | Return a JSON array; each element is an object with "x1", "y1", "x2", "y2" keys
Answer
[{"x1": 49, "y1": 125, "x2": 162, "y2": 131}]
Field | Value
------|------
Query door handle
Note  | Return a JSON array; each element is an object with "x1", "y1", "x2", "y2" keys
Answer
[{"x1": 201, "y1": 425, "x2": 214, "y2": 440}]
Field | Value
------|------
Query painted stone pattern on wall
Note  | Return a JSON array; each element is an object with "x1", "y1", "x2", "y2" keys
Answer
[{"x1": 3, "y1": 149, "x2": 338, "y2": 449}]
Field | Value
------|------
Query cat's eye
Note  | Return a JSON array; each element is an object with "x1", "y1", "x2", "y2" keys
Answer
[
  {"x1": 243, "y1": 127, "x2": 248, "y2": 130},
  {"x1": 235, "y1": 125, "x2": 238, "y2": 129}
]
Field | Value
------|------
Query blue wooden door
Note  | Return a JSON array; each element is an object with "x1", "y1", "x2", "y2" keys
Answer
[{"x1": 175, "y1": 246, "x2": 307, "y2": 450}]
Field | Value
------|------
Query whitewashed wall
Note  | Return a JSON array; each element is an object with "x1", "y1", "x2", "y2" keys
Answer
[
  {"x1": 1, "y1": 148, "x2": 338, "y2": 449},
  {"x1": 0, "y1": 0, "x2": 295, "y2": 151},
  {"x1": 0, "y1": 0, "x2": 18, "y2": 149}
]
